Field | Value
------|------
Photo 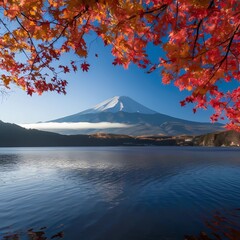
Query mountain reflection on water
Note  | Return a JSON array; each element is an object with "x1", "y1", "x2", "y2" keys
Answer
[{"x1": 0, "y1": 147, "x2": 240, "y2": 240}]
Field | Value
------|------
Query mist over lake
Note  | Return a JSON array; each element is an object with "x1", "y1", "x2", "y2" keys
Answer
[{"x1": 0, "y1": 147, "x2": 240, "y2": 240}]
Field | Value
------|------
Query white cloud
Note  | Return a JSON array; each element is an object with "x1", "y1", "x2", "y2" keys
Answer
[{"x1": 20, "y1": 122, "x2": 132, "y2": 130}]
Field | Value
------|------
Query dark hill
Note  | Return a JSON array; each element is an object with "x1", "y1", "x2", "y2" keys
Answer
[
  {"x1": 0, "y1": 121, "x2": 173, "y2": 147},
  {"x1": 0, "y1": 120, "x2": 77, "y2": 147}
]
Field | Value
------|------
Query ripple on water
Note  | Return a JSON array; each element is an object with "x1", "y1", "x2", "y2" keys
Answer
[{"x1": 0, "y1": 147, "x2": 240, "y2": 240}]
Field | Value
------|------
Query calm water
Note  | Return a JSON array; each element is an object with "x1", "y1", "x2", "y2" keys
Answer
[{"x1": 0, "y1": 147, "x2": 240, "y2": 240}]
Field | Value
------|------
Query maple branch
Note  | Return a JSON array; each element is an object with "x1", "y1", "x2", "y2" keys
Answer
[
  {"x1": 139, "y1": 11, "x2": 162, "y2": 41},
  {"x1": 15, "y1": 18, "x2": 60, "y2": 80},
  {"x1": 167, "y1": 30, "x2": 235, "y2": 63},
  {"x1": 15, "y1": 17, "x2": 38, "y2": 53},
  {"x1": 20, "y1": 6, "x2": 91, "y2": 79},
  {"x1": 49, "y1": 6, "x2": 89, "y2": 48},
  {"x1": 15, "y1": 16, "x2": 43, "y2": 77},
  {"x1": 175, "y1": 1, "x2": 179, "y2": 30},
  {"x1": 208, "y1": 0, "x2": 215, "y2": 9},
  {"x1": 192, "y1": 19, "x2": 203, "y2": 59},
  {"x1": 24, "y1": 7, "x2": 91, "y2": 84},
  {"x1": 17, "y1": 7, "x2": 90, "y2": 86},
  {"x1": 159, "y1": 34, "x2": 233, "y2": 66},
  {"x1": 87, "y1": 33, "x2": 100, "y2": 55},
  {"x1": 191, "y1": 24, "x2": 240, "y2": 101},
  {"x1": 20, "y1": 12, "x2": 64, "y2": 26},
  {"x1": 210, "y1": 24, "x2": 240, "y2": 79},
  {"x1": 193, "y1": 36, "x2": 233, "y2": 59},
  {"x1": 143, "y1": 4, "x2": 168, "y2": 15},
  {"x1": 115, "y1": 4, "x2": 168, "y2": 29},
  {"x1": 230, "y1": 50, "x2": 240, "y2": 72},
  {"x1": 0, "y1": 18, "x2": 29, "y2": 59}
]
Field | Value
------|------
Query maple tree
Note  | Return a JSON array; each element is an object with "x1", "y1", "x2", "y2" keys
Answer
[{"x1": 0, "y1": 0, "x2": 239, "y2": 130}]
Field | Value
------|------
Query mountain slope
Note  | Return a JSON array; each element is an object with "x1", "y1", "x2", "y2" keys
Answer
[
  {"x1": 52, "y1": 96, "x2": 156, "y2": 122},
  {"x1": 82, "y1": 96, "x2": 157, "y2": 114},
  {"x1": 47, "y1": 96, "x2": 223, "y2": 136}
]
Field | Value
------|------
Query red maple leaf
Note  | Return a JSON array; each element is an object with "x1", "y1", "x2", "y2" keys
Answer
[
  {"x1": 71, "y1": 61, "x2": 77, "y2": 72},
  {"x1": 112, "y1": 58, "x2": 123, "y2": 66},
  {"x1": 63, "y1": 66, "x2": 70, "y2": 73},
  {"x1": 180, "y1": 100, "x2": 186, "y2": 106},
  {"x1": 81, "y1": 62, "x2": 90, "y2": 72}
]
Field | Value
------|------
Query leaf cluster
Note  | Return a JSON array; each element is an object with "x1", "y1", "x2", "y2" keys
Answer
[{"x1": 0, "y1": 0, "x2": 239, "y2": 129}]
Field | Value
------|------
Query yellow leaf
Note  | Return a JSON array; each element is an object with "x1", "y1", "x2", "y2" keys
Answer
[{"x1": 30, "y1": 10, "x2": 36, "y2": 16}]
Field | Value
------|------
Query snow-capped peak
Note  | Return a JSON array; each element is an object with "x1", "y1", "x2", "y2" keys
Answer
[{"x1": 81, "y1": 96, "x2": 157, "y2": 115}]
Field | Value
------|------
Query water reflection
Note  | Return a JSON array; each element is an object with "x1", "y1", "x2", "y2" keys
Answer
[
  {"x1": 185, "y1": 209, "x2": 240, "y2": 240},
  {"x1": 3, "y1": 208, "x2": 240, "y2": 240},
  {"x1": 2, "y1": 227, "x2": 64, "y2": 240},
  {"x1": 0, "y1": 147, "x2": 240, "y2": 240},
  {"x1": 0, "y1": 154, "x2": 22, "y2": 172}
]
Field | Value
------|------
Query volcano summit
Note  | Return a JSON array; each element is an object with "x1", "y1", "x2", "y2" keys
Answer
[{"x1": 23, "y1": 96, "x2": 223, "y2": 136}]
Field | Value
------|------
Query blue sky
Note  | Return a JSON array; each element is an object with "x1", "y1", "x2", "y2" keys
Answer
[{"x1": 0, "y1": 36, "x2": 217, "y2": 124}]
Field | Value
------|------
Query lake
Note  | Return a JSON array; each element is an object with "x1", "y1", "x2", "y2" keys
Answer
[{"x1": 0, "y1": 147, "x2": 240, "y2": 240}]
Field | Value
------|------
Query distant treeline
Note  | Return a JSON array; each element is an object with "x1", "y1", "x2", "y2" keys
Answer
[{"x1": 0, "y1": 121, "x2": 239, "y2": 147}]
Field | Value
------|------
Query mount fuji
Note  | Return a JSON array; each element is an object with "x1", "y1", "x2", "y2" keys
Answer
[
  {"x1": 29, "y1": 96, "x2": 223, "y2": 136},
  {"x1": 53, "y1": 96, "x2": 157, "y2": 122}
]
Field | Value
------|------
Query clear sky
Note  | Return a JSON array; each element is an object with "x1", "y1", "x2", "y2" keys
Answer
[{"x1": 0, "y1": 36, "x2": 218, "y2": 124}]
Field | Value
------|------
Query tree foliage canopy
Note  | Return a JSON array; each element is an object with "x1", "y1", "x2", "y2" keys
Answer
[{"x1": 0, "y1": 0, "x2": 239, "y2": 130}]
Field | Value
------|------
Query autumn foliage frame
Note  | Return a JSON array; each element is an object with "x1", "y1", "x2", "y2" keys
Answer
[{"x1": 0, "y1": 0, "x2": 239, "y2": 130}]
